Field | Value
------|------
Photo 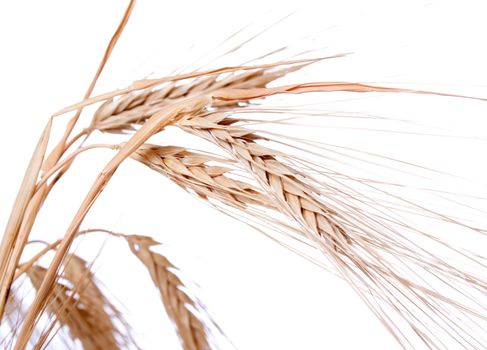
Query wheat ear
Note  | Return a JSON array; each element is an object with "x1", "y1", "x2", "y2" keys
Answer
[
  {"x1": 182, "y1": 111, "x2": 487, "y2": 348},
  {"x1": 126, "y1": 235, "x2": 211, "y2": 350},
  {"x1": 26, "y1": 259, "x2": 124, "y2": 350},
  {"x1": 130, "y1": 144, "x2": 273, "y2": 210},
  {"x1": 89, "y1": 62, "x2": 314, "y2": 134}
]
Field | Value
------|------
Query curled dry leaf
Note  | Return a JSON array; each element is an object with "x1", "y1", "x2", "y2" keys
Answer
[{"x1": 0, "y1": 119, "x2": 52, "y2": 320}]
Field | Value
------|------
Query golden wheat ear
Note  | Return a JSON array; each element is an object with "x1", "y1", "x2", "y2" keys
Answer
[
  {"x1": 176, "y1": 106, "x2": 487, "y2": 349},
  {"x1": 26, "y1": 258, "x2": 133, "y2": 350},
  {"x1": 126, "y1": 235, "x2": 222, "y2": 350},
  {"x1": 130, "y1": 144, "x2": 273, "y2": 210}
]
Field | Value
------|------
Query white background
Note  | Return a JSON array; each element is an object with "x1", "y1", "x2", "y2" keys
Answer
[{"x1": 1, "y1": 1, "x2": 487, "y2": 349}]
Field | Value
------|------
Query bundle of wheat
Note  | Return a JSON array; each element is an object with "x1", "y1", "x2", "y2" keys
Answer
[{"x1": 1, "y1": 1, "x2": 486, "y2": 349}]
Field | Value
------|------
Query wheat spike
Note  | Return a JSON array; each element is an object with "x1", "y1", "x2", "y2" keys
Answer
[
  {"x1": 127, "y1": 235, "x2": 212, "y2": 350},
  {"x1": 90, "y1": 62, "x2": 313, "y2": 134},
  {"x1": 180, "y1": 113, "x2": 352, "y2": 250},
  {"x1": 26, "y1": 259, "x2": 128, "y2": 350},
  {"x1": 131, "y1": 144, "x2": 273, "y2": 210},
  {"x1": 61, "y1": 254, "x2": 135, "y2": 347},
  {"x1": 178, "y1": 112, "x2": 487, "y2": 348},
  {"x1": 88, "y1": 61, "x2": 365, "y2": 250}
]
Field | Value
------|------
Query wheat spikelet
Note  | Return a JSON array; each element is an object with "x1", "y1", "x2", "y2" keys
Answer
[
  {"x1": 126, "y1": 235, "x2": 211, "y2": 350},
  {"x1": 61, "y1": 255, "x2": 105, "y2": 306}
]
